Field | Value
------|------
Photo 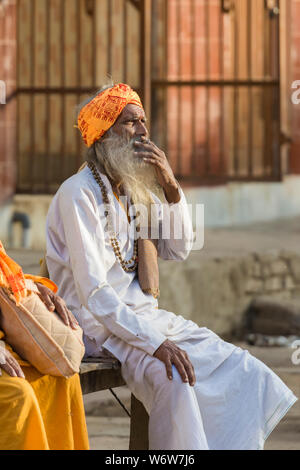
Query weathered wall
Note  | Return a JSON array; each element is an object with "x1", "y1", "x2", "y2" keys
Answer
[
  {"x1": 17, "y1": 0, "x2": 141, "y2": 193},
  {"x1": 289, "y1": 0, "x2": 300, "y2": 173},
  {"x1": 152, "y1": 0, "x2": 283, "y2": 180},
  {"x1": 0, "y1": 0, "x2": 17, "y2": 204},
  {"x1": 184, "y1": 175, "x2": 300, "y2": 227},
  {"x1": 158, "y1": 249, "x2": 300, "y2": 339}
]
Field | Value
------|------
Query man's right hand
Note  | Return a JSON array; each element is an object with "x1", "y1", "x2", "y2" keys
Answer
[
  {"x1": 153, "y1": 339, "x2": 196, "y2": 386},
  {"x1": 0, "y1": 348, "x2": 25, "y2": 378}
]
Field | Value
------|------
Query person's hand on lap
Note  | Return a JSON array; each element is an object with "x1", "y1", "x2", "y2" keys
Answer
[
  {"x1": 0, "y1": 348, "x2": 25, "y2": 378},
  {"x1": 154, "y1": 339, "x2": 196, "y2": 386},
  {"x1": 36, "y1": 283, "x2": 79, "y2": 330}
]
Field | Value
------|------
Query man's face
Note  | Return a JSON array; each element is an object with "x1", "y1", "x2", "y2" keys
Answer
[{"x1": 110, "y1": 104, "x2": 149, "y2": 142}]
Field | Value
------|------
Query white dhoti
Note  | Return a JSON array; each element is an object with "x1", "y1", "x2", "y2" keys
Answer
[{"x1": 94, "y1": 308, "x2": 298, "y2": 451}]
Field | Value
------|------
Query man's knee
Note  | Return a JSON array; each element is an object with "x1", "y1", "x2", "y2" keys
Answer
[{"x1": 147, "y1": 357, "x2": 191, "y2": 392}]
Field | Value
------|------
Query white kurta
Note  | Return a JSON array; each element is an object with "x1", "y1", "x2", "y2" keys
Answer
[{"x1": 46, "y1": 165, "x2": 298, "y2": 450}]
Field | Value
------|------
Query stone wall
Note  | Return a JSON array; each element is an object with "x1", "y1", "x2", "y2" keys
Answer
[
  {"x1": 158, "y1": 249, "x2": 300, "y2": 340},
  {"x1": 243, "y1": 252, "x2": 300, "y2": 301},
  {"x1": 185, "y1": 176, "x2": 300, "y2": 228}
]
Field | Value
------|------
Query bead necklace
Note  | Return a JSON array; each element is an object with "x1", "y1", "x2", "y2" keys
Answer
[{"x1": 88, "y1": 161, "x2": 138, "y2": 273}]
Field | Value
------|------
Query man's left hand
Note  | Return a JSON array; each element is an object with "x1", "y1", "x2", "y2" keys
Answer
[
  {"x1": 36, "y1": 283, "x2": 79, "y2": 330},
  {"x1": 134, "y1": 137, "x2": 181, "y2": 204}
]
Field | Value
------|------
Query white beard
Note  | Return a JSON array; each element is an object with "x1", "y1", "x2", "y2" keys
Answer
[{"x1": 93, "y1": 132, "x2": 165, "y2": 220}]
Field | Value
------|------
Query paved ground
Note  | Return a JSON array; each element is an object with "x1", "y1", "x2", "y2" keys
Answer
[
  {"x1": 5, "y1": 216, "x2": 300, "y2": 450},
  {"x1": 198, "y1": 215, "x2": 300, "y2": 259}
]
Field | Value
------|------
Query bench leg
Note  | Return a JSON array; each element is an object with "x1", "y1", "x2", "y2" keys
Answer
[{"x1": 129, "y1": 394, "x2": 149, "y2": 450}]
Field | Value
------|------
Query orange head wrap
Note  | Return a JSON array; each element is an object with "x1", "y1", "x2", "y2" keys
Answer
[
  {"x1": 77, "y1": 83, "x2": 144, "y2": 148},
  {"x1": 0, "y1": 241, "x2": 27, "y2": 305},
  {"x1": 0, "y1": 241, "x2": 58, "y2": 305}
]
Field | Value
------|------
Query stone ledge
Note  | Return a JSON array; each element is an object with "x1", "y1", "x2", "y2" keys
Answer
[{"x1": 159, "y1": 249, "x2": 300, "y2": 339}]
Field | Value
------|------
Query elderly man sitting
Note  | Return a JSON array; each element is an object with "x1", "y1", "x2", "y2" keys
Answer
[{"x1": 46, "y1": 83, "x2": 297, "y2": 450}]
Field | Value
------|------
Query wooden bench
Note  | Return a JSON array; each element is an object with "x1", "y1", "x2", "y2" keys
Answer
[{"x1": 80, "y1": 356, "x2": 149, "y2": 450}]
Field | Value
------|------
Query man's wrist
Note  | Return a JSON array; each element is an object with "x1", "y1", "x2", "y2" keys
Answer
[{"x1": 163, "y1": 181, "x2": 181, "y2": 204}]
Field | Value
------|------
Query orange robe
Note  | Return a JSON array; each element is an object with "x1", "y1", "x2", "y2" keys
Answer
[
  {"x1": 0, "y1": 329, "x2": 90, "y2": 450},
  {"x1": 0, "y1": 243, "x2": 89, "y2": 450}
]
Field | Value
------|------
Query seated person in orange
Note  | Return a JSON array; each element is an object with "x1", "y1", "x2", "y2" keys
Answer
[{"x1": 0, "y1": 241, "x2": 89, "y2": 450}]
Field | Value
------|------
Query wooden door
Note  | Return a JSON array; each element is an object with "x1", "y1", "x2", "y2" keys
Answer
[
  {"x1": 151, "y1": 0, "x2": 282, "y2": 184},
  {"x1": 16, "y1": 0, "x2": 143, "y2": 194}
]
